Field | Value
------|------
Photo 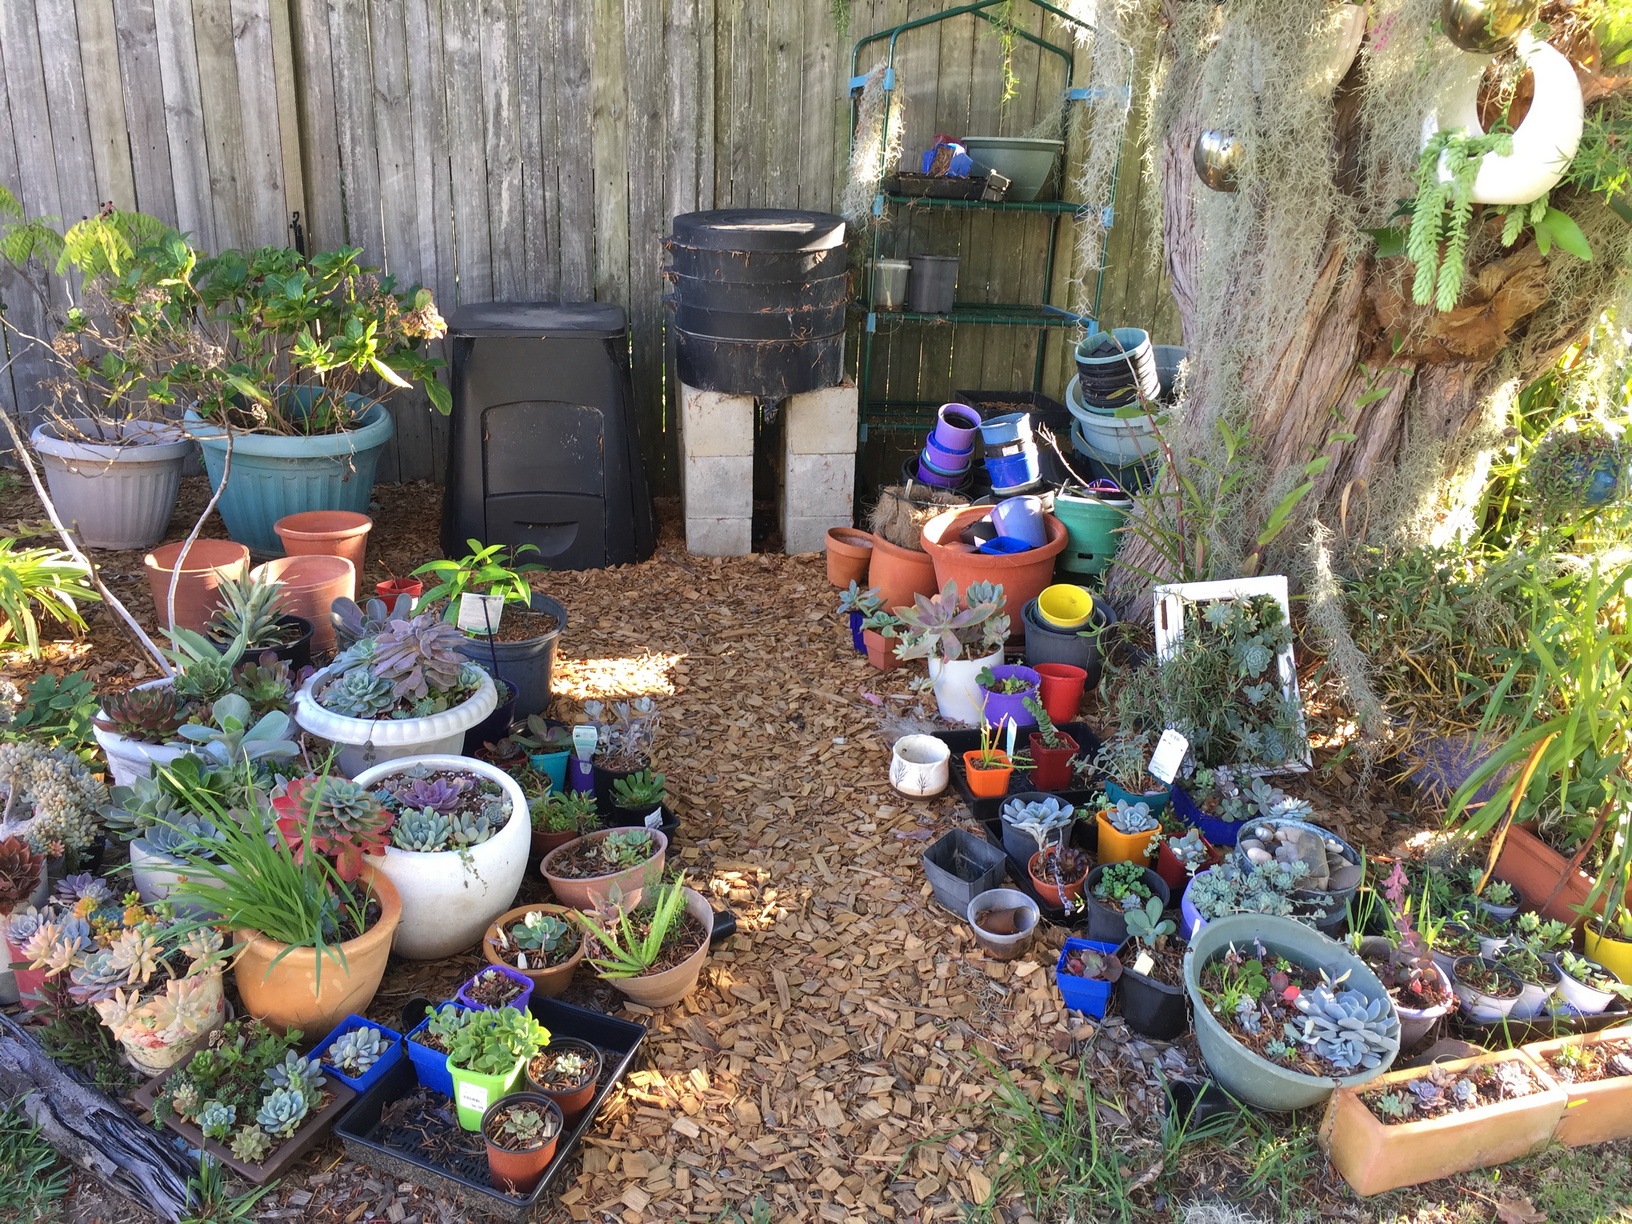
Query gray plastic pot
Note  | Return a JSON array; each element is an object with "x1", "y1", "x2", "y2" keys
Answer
[
  {"x1": 1084, "y1": 865, "x2": 1171, "y2": 946},
  {"x1": 1021, "y1": 596, "x2": 1118, "y2": 689},
  {"x1": 922, "y1": 828, "x2": 1007, "y2": 917},
  {"x1": 1183, "y1": 913, "x2": 1401, "y2": 1111},
  {"x1": 998, "y1": 792, "x2": 1068, "y2": 864},
  {"x1": 457, "y1": 591, "x2": 568, "y2": 719}
]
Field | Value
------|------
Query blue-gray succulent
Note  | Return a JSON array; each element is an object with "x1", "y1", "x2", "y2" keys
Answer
[
  {"x1": 1287, "y1": 982, "x2": 1395, "y2": 1071},
  {"x1": 255, "y1": 1087, "x2": 310, "y2": 1139}
]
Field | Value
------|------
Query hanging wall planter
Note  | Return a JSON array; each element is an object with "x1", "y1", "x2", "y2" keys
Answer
[{"x1": 30, "y1": 419, "x2": 194, "y2": 550}]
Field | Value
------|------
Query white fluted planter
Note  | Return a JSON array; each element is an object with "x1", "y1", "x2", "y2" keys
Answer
[
  {"x1": 30, "y1": 420, "x2": 193, "y2": 550},
  {"x1": 93, "y1": 679, "x2": 190, "y2": 787},
  {"x1": 293, "y1": 666, "x2": 497, "y2": 778},
  {"x1": 928, "y1": 648, "x2": 1005, "y2": 726},
  {"x1": 355, "y1": 754, "x2": 529, "y2": 959}
]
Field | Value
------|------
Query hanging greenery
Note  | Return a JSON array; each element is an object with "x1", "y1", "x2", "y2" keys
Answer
[{"x1": 1408, "y1": 129, "x2": 1514, "y2": 310}]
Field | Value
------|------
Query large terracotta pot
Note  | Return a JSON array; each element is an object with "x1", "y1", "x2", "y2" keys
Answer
[
  {"x1": 825, "y1": 527, "x2": 873, "y2": 588},
  {"x1": 482, "y1": 903, "x2": 587, "y2": 998},
  {"x1": 233, "y1": 866, "x2": 400, "y2": 1035},
  {"x1": 274, "y1": 510, "x2": 373, "y2": 575},
  {"x1": 143, "y1": 540, "x2": 251, "y2": 633},
  {"x1": 1493, "y1": 824, "x2": 1602, "y2": 926},
  {"x1": 867, "y1": 534, "x2": 938, "y2": 615},
  {"x1": 1522, "y1": 1029, "x2": 1632, "y2": 1146},
  {"x1": 541, "y1": 827, "x2": 668, "y2": 910},
  {"x1": 252, "y1": 554, "x2": 356, "y2": 655},
  {"x1": 600, "y1": 887, "x2": 713, "y2": 1008},
  {"x1": 920, "y1": 505, "x2": 1068, "y2": 630}
]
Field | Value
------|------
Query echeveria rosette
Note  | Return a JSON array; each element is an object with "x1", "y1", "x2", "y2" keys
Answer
[{"x1": 272, "y1": 775, "x2": 394, "y2": 881}]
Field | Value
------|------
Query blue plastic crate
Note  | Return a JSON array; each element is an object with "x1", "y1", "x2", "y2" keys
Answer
[
  {"x1": 1055, "y1": 937, "x2": 1122, "y2": 1018},
  {"x1": 403, "y1": 1003, "x2": 464, "y2": 1096},
  {"x1": 313, "y1": 1014, "x2": 405, "y2": 1098}
]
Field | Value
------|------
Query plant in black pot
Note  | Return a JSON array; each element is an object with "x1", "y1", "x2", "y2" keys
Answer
[
  {"x1": 1085, "y1": 860, "x2": 1172, "y2": 945},
  {"x1": 607, "y1": 769, "x2": 676, "y2": 840},
  {"x1": 585, "y1": 698, "x2": 660, "y2": 802},
  {"x1": 206, "y1": 571, "x2": 314, "y2": 671},
  {"x1": 1118, "y1": 895, "x2": 1189, "y2": 1039}
]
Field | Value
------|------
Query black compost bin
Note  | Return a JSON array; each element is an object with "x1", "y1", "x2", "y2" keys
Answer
[{"x1": 441, "y1": 303, "x2": 654, "y2": 570}]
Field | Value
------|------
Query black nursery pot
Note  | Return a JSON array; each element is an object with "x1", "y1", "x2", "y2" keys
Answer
[
  {"x1": 1116, "y1": 939, "x2": 1190, "y2": 1040},
  {"x1": 461, "y1": 679, "x2": 519, "y2": 757},
  {"x1": 215, "y1": 614, "x2": 313, "y2": 672},
  {"x1": 599, "y1": 802, "x2": 681, "y2": 847},
  {"x1": 1083, "y1": 865, "x2": 1170, "y2": 946},
  {"x1": 1164, "y1": 1079, "x2": 1238, "y2": 1128}
]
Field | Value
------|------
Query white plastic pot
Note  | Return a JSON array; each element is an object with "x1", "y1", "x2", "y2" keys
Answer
[
  {"x1": 356, "y1": 754, "x2": 529, "y2": 960},
  {"x1": 1509, "y1": 961, "x2": 1563, "y2": 1020},
  {"x1": 293, "y1": 666, "x2": 498, "y2": 778},
  {"x1": 93, "y1": 679, "x2": 191, "y2": 787},
  {"x1": 1556, "y1": 960, "x2": 1622, "y2": 1014},
  {"x1": 30, "y1": 419, "x2": 194, "y2": 550},
  {"x1": 928, "y1": 648, "x2": 1005, "y2": 727}
]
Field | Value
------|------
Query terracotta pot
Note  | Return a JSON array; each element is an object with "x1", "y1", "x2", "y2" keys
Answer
[
  {"x1": 920, "y1": 505, "x2": 1069, "y2": 631},
  {"x1": 526, "y1": 1038, "x2": 603, "y2": 1124},
  {"x1": 530, "y1": 827, "x2": 580, "y2": 865},
  {"x1": 274, "y1": 510, "x2": 373, "y2": 575},
  {"x1": 376, "y1": 578, "x2": 422, "y2": 600},
  {"x1": 482, "y1": 903, "x2": 587, "y2": 999},
  {"x1": 868, "y1": 533, "x2": 938, "y2": 615},
  {"x1": 1493, "y1": 824, "x2": 1602, "y2": 927},
  {"x1": 482, "y1": 1093, "x2": 562, "y2": 1194},
  {"x1": 541, "y1": 827, "x2": 669, "y2": 910},
  {"x1": 234, "y1": 866, "x2": 400, "y2": 1035},
  {"x1": 962, "y1": 751, "x2": 1013, "y2": 798},
  {"x1": 1029, "y1": 851, "x2": 1089, "y2": 907},
  {"x1": 1096, "y1": 811, "x2": 1159, "y2": 867},
  {"x1": 862, "y1": 628, "x2": 901, "y2": 671},
  {"x1": 1318, "y1": 1049, "x2": 1566, "y2": 1196},
  {"x1": 1522, "y1": 1029, "x2": 1632, "y2": 1146},
  {"x1": 251, "y1": 554, "x2": 357, "y2": 655},
  {"x1": 825, "y1": 527, "x2": 874, "y2": 588},
  {"x1": 143, "y1": 540, "x2": 251, "y2": 633},
  {"x1": 601, "y1": 887, "x2": 714, "y2": 1007}
]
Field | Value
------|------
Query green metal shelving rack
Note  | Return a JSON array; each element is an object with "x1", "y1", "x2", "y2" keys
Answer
[{"x1": 847, "y1": 0, "x2": 1131, "y2": 441}]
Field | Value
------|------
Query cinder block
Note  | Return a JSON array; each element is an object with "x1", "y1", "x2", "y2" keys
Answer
[
  {"x1": 680, "y1": 383, "x2": 755, "y2": 457},
  {"x1": 784, "y1": 382, "x2": 859, "y2": 455},
  {"x1": 783, "y1": 514, "x2": 849, "y2": 555},
  {"x1": 683, "y1": 455, "x2": 753, "y2": 519},
  {"x1": 686, "y1": 517, "x2": 751, "y2": 557},
  {"x1": 783, "y1": 452, "x2": 854, "y2": 517}
]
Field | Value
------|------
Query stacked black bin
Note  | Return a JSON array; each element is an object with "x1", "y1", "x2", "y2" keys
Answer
[{"x1": 440, "y1": 303, "x2": 654, "y2": 570}]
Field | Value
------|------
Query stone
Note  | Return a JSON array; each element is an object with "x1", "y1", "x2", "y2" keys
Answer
[
  {"x1": 783, "y1": 515, "x2": 850, "y2": 556},
  {"x1": 679, "y1": 384, "x2": 755, "y2": 457},
  {"x1": 783, "y1": 453, "x2": 855, "y2": 516},
  {"x1": 685, "y1": 517, "x2": 752, "y2": 557},
  {"x1": 784, "y1": 383, "x2": 859, "y2": 454},
  {"x1": 1327, "y1": 860, "x2": 1364, "y2": 892},
  {"x1": 683, "y1": 455, "x2": 753, "y2": 519}
]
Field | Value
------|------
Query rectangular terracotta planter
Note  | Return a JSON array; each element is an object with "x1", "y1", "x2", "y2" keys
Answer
[
  {"x1": 1522, "y1": 1028, "x2": 1632, "y2": 1147},
  {"x1": 1493, "y1": 825, "x2": 1602, "y2": 927},
  {"x1": 1318, "y1": 1049, "x2": 1566, "y2": 1196}
]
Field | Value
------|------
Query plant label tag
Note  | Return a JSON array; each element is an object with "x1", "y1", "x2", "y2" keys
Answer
[
  {"x1": 1133, "y1": 951, "x2": 1155, "y2": 977},
  {"x1": 644, "y1": 808, "x2": 663, "y2": 829},
  {"x1": 457, "y1": 592, "x2": 505, "y2": 635},
  {"x1": 1147, "y1": 729, "x2": 1189, "y2": 784},
  {"x1": 572, "y1": 725, "x2": 598, "y2": 762},
  {"x1": 457, "y1": 1081, "x2": 488, "y2": 1114},
  {"x1": 1004, "y1": 719, "x2": 1017, "y2": 759}
]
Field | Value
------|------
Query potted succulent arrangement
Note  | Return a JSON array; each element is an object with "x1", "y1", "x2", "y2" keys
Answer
[
  {"x1": 457, "y1": 965, "x2": 534, "y2": 1012},
  {"x1": 528, "y1": 790, "x2": 599, "y2": 863},
  {"x1": 0, "y1": 743, "x2": 110, "y2": 888},
  {"x1": 894, "y1": 581, "x2": 1010, "y2": 726},
  {"x1": 352, "y1": 755, "x2": 529, "y2": 960},
  {"x1": 1182, "y1": 858, "x2": 1315, "y2": 937},
  {"x1": 1053, "y1": 939, "x2": 1122, "y2": 1018},
  {"x1": 293, "y1": 610, "x2": 498, "y2": 775},
  {"x1": 526, "y1": 1039, "x2": 603, "y2": 1125},
  {"x1": 1117, "y1": 896, "x2": 1190, "y2": 1040},
  {"x1": 1084, "y1": 860, "x2": 1171, "y2": 946},
  {"x1": 205, "y1": 572, "x2": 315, "y2": 671},
  {"x1": 572, "y1": 875, "x2": 714, "y2": 1007},
  {"x1": 1183, "y1": 913, "x2": 1401, "y2": 1111},
  {"x1": 1449, "y1": 955, "x2": 1526, "y2": 1022},
  {"x1": 1495, "y1": 941, "x2": 1564, "y2": 1019},
  {"x1": 482, "y1": 1093, "x2": 564, "y2": 1194},
  {"x1": 607, "y1": 770, "x2": 669, "y2": 831},
  {"x1": 1156, "y1": 828, "x2": 1218, "y2": 897},
  {"x1": 1521, "y1": 1030, "x2": 1632, "y2": 1146},
  {"x1": 405, "y1": 1003, "x2": 472, "y2": 1095},
  {"x1": 1091, "y1": 733, "x2": 1170, "y2": 814},
  {"x1": 1023, "y1": 699, "x2": 1079, "y2": 791},
  {"x1": 583, "y1": 699, "x2": 661, "y2": 805},
  {"x1": 1234, "y1": 813, "x2": 1364, "y2": 928},
  {"x1": 837, "y1": 582, "x2": 896, "y2": 666},
  {"x1": 516, "y1": 715, "x2": 576, "y2": 791},
  {"x1": 313, "y1": 1015, "x2": 404, "y2": 1094},
  {"x1": 1096, "y1": 798, "x2": 1162, "y2": 867},
  {"x1": 1555, "y1": 950, "x2": 1631, "y2": 1014},
  {"x1": 976, "y1": 664, "x2": 1042, "y2": 731},
  {"x1": 142, "y1": 1018, "x2": 357, "y2": 1182},
  {"x1": 484, "y1": 905, "x2": 587, "y2": 998},
  {"x1": 997, "y1": 793, "x2": 1073, "y2": 865},
  {"x1": 0, "y1": 836, "x2": 44, "y2": 1002},
  {"x1": 413, "y1": 540, "x2": 566, "y2": 720},
  {"x1": 444, "y1": 1005, "x2": 553, "y2": 1130},
  {"x1": 1350, "y1": 868, "x2": 1454, "y2": 1048},
  {"x1": 1012, "y1": 802, "x2": 1091, "y2": 911},
  {"x1": 963, "y1": 721, "x2": 1018, "y2": 798},
  {"x1": 542, "y1": 827, "x2": 668, "y2": 910}
]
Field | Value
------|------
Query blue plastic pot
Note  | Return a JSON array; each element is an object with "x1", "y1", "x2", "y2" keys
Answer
[
  {"x1": 1173, "y1": 785, "x2": 1246, "y2": 847},
  {"x1": 530, "y1": 750, "x2": 570, "y2": 791},
  {"x1": 313, "y1": 1014, "x2": 405, "y2": 1097},
  {"x1": 990, "y1": 495, "x2": 1047, "y2": 547},
  {"x1": 1055, "y1": 937, "x2": 1122, "y2": 1017},
  {"x1": 978, "y1": 412, "x2": 1033, "y2": 446},
  {"x1": 405, "y1": 1003, "x2": 465, "y2": 1095},
  {"x1": 849, "y1": 610, "x2": 866, "y2": 652},
  {"x1": 977, "y1": 535, "x2": 1033, "y2": 555},
  {"x1": 933, "y1": 403, "x2": 983, "y2": 451},
  {"x1": 985, "y1": 447, "x2": 1039, "y2": 490},
  {"x1": 185, "y1": 392, "x2": 394, "y2": 555}
]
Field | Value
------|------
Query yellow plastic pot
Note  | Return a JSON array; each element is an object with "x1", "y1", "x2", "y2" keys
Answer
[
  {"x1": 1037, "y1": 584, "x2": 1094, "y2": 630},
  {"x1": 1584, "y1": 921, "x2": 1632, "y2": 981},
  {"x1": 1095, "y1": 810, "x2": 1159, "y2": 867}
]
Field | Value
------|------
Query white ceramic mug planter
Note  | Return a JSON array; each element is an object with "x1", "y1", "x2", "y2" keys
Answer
[
  {"x1": 355, "y1": 754, "x2": 529, "y2": 960},
  {"x1": 93, "y1": 679, "x2": 191, "y2": 787},
  {"x1": 928, "y1": 648, "x2": 1004, "y2": 726},
  {"x1": 30, "y1": 419, "x2": 194, "y2": 550},
  {"x1": 294, "y1": 666, "x2": 497, "y2": 778},
  {"x1": 890, "y1": 735, "x2": 951, "y2": 797}
]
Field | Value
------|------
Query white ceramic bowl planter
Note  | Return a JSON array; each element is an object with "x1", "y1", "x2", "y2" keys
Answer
[
  {"x1": 890, "y1": 735, "x2": 951, "y2": 797},
  {"x1": 29, "y1": 419, "x2": 194, "y2": 550},
  {"x1": 93, "y1": 679, "x2": 191, "y2": 787},
  {"x1": 355, "y1": 754, "x2": 530, "y2": 960},
  {"x1": 294, "y1": 666, "x2": 497, "y2": 778}
]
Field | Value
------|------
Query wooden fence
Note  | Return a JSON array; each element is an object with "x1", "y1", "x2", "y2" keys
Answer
[{"x1": 0, "y1": 0, "x2": 1178, "y2": 495}]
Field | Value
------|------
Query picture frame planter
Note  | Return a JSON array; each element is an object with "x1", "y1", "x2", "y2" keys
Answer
[
  {"x1": 921, "y1": 828, "x2": 1008, "y2": 916},
  {"x1": 1521, "y1": 1029, "x2": 1632, "y2": 1146},
  {"x1": 1318, "y1": 1050, "x2": 1567, "y2": 1196},
  {"x1": 598, "y1": 887, "x2": 715, "y2": 1008},
  {"x1": 354, "y1": 754, "x2": 529, "y2": 960},
  {"x1": 313, "y1": 1014, "x2": 406, "y2": 1097},
  {"x1": 482, "y1": 1093, "x2": 563, "y2": 1194},
  {"x1": 483, "y1": 904, "x2": 587, "y2": 999},
  {"x1": 1450, "y1": 955, "x2": 1525, "y2": 1022},
  {"x1": 1183, "y1": 913, "x2": 1401, "y2": 1111},
  {"x1": 30, "y1": 419, "x2": 193, "y2": 550},
  {"x1": 1054, "y1": 937, "x2": 1122, "y2": 1018},
  {"x1": 1084, "y1": 864, "x2": 1170, "y2": 946},
  {"x1": 541, "y1": 827, "x2": 668, "y2": 910},
  {"x1": 457, "y1": 965, "x2": 535, "y2": 1013},
  {"x1": 525, "y1": 1038, "x2": 604, "y2": 1125},
  {"x1": 294, "y1": 665, "x2": 498, "y2": 777},
  {"x1": 966, "y1": 888, "x2": 1040, "y2": 960},
  {"x1": 456, "y1": 592, "x2": 568, "y2": 721},
  {"x1": 1116, "y1": 939, "x2": 1191, "y2": 1040}
]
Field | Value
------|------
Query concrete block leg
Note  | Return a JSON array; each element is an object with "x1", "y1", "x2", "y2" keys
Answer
[{"x1": 680, "y1": 382, "x2": 755, "y2": 556}]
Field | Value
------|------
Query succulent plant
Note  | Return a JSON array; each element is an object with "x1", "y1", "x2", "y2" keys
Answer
[
  {"x1": 195, "y1": 1101, "x2": 236, "y2": 1141},
  {"x1": 231, "y1": 652, "x2": 298, "y2": 719},
  {"x1": 1373, "y1": 1091, "x2": 1414, "y2": 1119},
  {"x1": 1064, "y1": 947, "x2": 1122, "y2": 981},
  {"x1": 0, "y1": 742, "x2": 109, "y2": 857},
  {"x1": 392, "y1": 806, "x2": 455, "y2": 851},
  {"x1": 446, "y1": 1006, "x2": 551, "y2": 1076},
  {"x1": 1288, "y1": 981, "x2": 1395, "y2": 1071},
  {"x1": 272, "y1": 775, "x2": 395, "y2": 881},
  {"x1": 92, "y1": 685, "x2": 191, "y2": 743},
  {"x1": 370, "y1": 614, "x2": 470, "y2": 702},
  {"x1": 599, "y1": 829, "x2": 655, "y2": 868},
  {"x1": 326, "y1": 1026, "x2": 387, "y2": 1077},
  {"x1": 1514, "y1": 912, "x2": 1573, "y2": 952},
  {"x1": 1001, "y1": 795, "x2": 1077, "y2": 858},
  {"x1": 176, "y1": 694, "x2": 300, "y2": 767},
  {"x1": 105, "y1": 772, "x2": 181, "y2": 839},
  {"x1": 529, "y1": 789, "x2": 598, "y2": 833},
  {"x1": 169, "y1": 1080, "x2": 203, "y2": 1121},
  {"x1": 1104, "y1": 799, "x2": 1158, "y2": 834},
  {"x1": 262, "y1": 1051, "x2": 325, "y2": 1108},
  {"x1": 0, "y1": 835, "x2": 44, "y2": 912},
  {"x1": 330, "y1": 594, "x2": 415, "y2": 649},
  {"x1": 163, "y1": 628, "x2": 245, "y2": 705},
  {"x1": 1165, "y1": 828, "x2": 1210, "y2": 874},
  {"x1": 1092, "y1": 861, "x2": 1153, "y2": 905},
  {"x1": 206, "y1": 571, "x2": 296, "y2": 651},
  {"x1": 585, "y1": 697, "x2": 661, "y2": 772},
  {"x1": 511, "y1": 911, "x2": 572, "y2": 955},
  {"x1": 320, "y1": 668, "x2": 395, "y2": 718},
  {"x1": 612, "y1": 769, "x2": 666, "y2": 809},
  {"x1": 495, "y1": 1105, "x2": 557, "y2": 1148},
  {"x1": 421, "y1": 1004, "x2": 475, "y2": 1049},
  {"x1": 255, "y1": 1086, "x2": 311, "y2": 1139},
  {"x1": 395, "y1": 775, "x2": 468, "y2": 813},
  {"x1": 133, "y1": 814, "x2": 222, "y2": 861},
  {"x1": 451, "y1": 801, "x2": 504, "y2": 848},
  {"x1": 1124, "y1": 895, "x2": 1176, "y2": 949},
  {"x1": 1264, "y1": 1038, "x2": 1297, "y2": 1060},
  {"x1": 893, "y1": 579, "x2": 1009, "y2": 662},
  {"x1": 1187, "y1": 859, "x2": 1313, "y2": 922},
  {"x1": 230, "y1": 1124, "x2": 273, "y2": 1164}
]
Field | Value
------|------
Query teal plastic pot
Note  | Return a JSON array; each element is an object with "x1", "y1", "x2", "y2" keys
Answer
[
  {"x1": 1183, "y1": 913, "x2": 1400, "y2": 1111},
  {"x1": 1105, "y1": 780, "x2": 1170, "y2": 816},
  {"x1": 1053, "y1": 490, "x2": 1130, "y2": 576},
  {"x1": 185, "y1": 393, "x2": 394, "y2": 556}
]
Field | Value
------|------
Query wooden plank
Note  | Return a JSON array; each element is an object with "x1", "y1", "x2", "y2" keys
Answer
[
  {"x1": 152, "y1": 0, "x2": 215, "y2": 249},
  {"x1": 624, "y1": 0, "x2": 666, "y2": 489},
  {"x1": 589, "y1": 0, "x2": 629, "y2": 303},
  {"x1": 287, "y1": 0, "x2": 344, "y2": 249},
  {"x1": 267, "y1": 0, "x2": 308, "y2": 231},
  {"x1": 515, "y1": 0, "x2": 553, "y2": 296},
  {"x1": 112, "y1": 0, "x2": 177, "y2": 222},
  {"x1": 74, "y1": 0, "x2": 137, "y2": 210},
  {"x1": 324, "y1": 0, "x2": 382, "y2": 258},
  {"x1": 34, "y1": 0, "x2": 100, "y2": 222},
  {"x1": 229, "y1": 0, "x2": 290, "y2": 245},
  {"x1": 478, "y1": 0, "x2": 523, "y2": 299},
  {"x1": 0, "y1": 24, "x2": 30, "y2": 435},
  {"x1": 190, "y1": 0, "x2": 252, "y2": 247},
  {"x1": 553, "y1": 0, "x2": 593, "y2": 299},
  {"x1": 443, "y1": 0, "x2": 491, "y2": 305}
]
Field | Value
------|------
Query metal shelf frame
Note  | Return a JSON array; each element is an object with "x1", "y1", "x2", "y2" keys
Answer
[{"x1": 847, "y1": 0, "x2": 1132, "y2": 435}]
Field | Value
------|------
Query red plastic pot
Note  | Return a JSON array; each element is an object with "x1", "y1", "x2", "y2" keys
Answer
[
  {"x1": 143, "y1": 539, "x2": 251, "y2": 633},
  {"x1": 376, "y1": 577, "x2": 423, "y2": 600},
  {"x1": 1035, "y1": 663, "x2": 1088, "y2": 723},
  {"x1": 920, "y1": 505, "x2": 1068, "y2": 633},
  {"x1": 274, "y1": 510, "x2": 373, "y2": 575},
  {"x1": 1155, "y1": 834, "x2": 1220, "y2": 894},
  {"x1": 6, "y1": 934, "x2": 48, "y2": 1010},
  {"x1": 863, "y1": 628, "x2": 901, "y2": 671},
  {"x1": 251, "y1": 555, "x2": 357, "y2": 655},
  {"x1": 1028, "y1": 731, "x2": 1080, "y2": 791}
]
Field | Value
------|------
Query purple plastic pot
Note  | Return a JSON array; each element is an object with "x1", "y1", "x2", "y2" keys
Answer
[
  {"x1": 923, "y1": 435, "x2": 974, "y2": 473},
  {"x1": 933, "y1": 403, "x2": 982, "y2": 451},
  {"x1": 455, "y1": 963, "x2": 535, "y2": 1013},
  {"x1": 990, "y1": 495, "x2": 1047, "y2": 548},
  {"x1": 977, "y1": 535, "x2": 1034, "y2": 554},
  {"x1": 917, "y1": 458, "x2": 967, "y2": 489},
  {"x1": 920, "y1": 447, "x2": 971, "y2": 478},
  {"x1": 986, "y1": 447, "x2": 1039, "y2": 491},
  {"x1": 980, "y1": 664, "x2": 1042, "y2": 730},
  {"x1": 1180, "y1": 876, "x2": 1208, "y2": 939}
]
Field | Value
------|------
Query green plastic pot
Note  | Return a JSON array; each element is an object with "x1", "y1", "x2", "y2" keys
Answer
[
  {"x1": 1053, "y1": 490, "x2": 1130, "y2": 577},
  {"x1": 1182, "y1": 913, "x2": 1400, "y2": 1111},
  {"x1": 446, "y1": 1052, "x2": 526, "y2": 1130}
]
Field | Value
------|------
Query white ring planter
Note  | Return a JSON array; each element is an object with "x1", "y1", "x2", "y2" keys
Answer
[
  {"x1": 93, "y1": 679, "x2": 190, "y2": 787},
  {"x1": 30, "y1": 419, "x2": 194, "y2": 550},
  {"x1": 928, "y1": 648, "x2": 1005, "y2": 727},
  {"x1": 1421, "y1": 34, "x2": 1583, "y2": 206},
  {"x1": 293, "y1": 666, "x2": 497, "y2": 778},
  {"x1": 355, "y1": 754, "x2": 529, "y2": 960}
]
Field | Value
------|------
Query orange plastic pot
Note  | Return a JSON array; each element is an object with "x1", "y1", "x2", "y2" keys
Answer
[
  {"x1": 1096, "y1": 810, "x2": 1158, "y2": 867},
  {"x1": 251, "y1": 554, "x2": 357, "y2": 655},
  {"x1": 1493, "y1": 824, "x2": 1602, "y2": 927},
  {"x1": 274, "y1": 510, "x2": 373, "y2": 575},
  {"x1": 920, "y1": 505, "x2": 1069, "y2": 630},
  {"x1": 963, "y1": 751, "x2": 1013, "y2": 797},
  {"x1": 863, "y1": 628, "x2": 901, "y2": 671},
  {"x1": 868, "y1": 533, "x2": 939, "y2": 614},
  {"x1": 143, "y1": 539, "x2": 251, "y2": 633},
  {"x1": 1029, "y1": 851, "x2": 1089, "y2": 907},
  {"x1": 825, "y1": 527, "x2": 874, "y2": 588}
]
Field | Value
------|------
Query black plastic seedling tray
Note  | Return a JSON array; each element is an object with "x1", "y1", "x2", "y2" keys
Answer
[
  {"x1": 335, "y1": 996, "x2": 645, "y2": 1220},
  {"x1": 934, "y1": 720, "x2": 1105, "y2": 823}
]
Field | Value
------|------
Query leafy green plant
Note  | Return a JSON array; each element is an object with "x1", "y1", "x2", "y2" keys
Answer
[
  {"x1": 177, "y1": 1153, "x2": 277, "y2": 1224},
  {"x1": 1, "y1": 670, "x2": 98, "y2": 759},
  {"x1": 413, "y1": 539, "x2": 545, "y2": 615},
  {"x1": 575, "y1": 876, "x2": 693, "y2": 977},
  {"x1": 1407, "y1": 129, "x2": 1511, "y2": 311},
  {"x1": 1125, "y1": 895, "x2": 1175, "y2": 949},
  {"x1": 0, "y1": 534, "x2": 100, "y2": 657},
  {"x1": 445, "y1": 1006, "x2": 551, "y2": 1075},
  {"x1": 612, "y1": 769, "x2": 666, "y2": 809},
  {"x1": 529, "y1": 789, "x2": 598, "y2": 834},
  {"x1": 0, "y1": 1099, "x2": 68, "y2": 1221}
]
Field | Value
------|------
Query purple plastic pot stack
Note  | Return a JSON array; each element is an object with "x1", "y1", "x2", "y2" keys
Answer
[{"x1": 916, "y1": 403, "x2": 981, "y2": 488}]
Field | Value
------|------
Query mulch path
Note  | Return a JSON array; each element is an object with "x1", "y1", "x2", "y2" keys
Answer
[{"x1": 1, "y1": 476, "x2": 1434, "y2": 1224}]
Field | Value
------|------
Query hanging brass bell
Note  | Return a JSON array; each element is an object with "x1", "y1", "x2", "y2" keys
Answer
[
  {"x1": 1440, "y1": 0, "x2": 1538, "y2": 54},
  {"x1": 1193, "y1": 130, "x2": 1242, "y2": 192}
]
